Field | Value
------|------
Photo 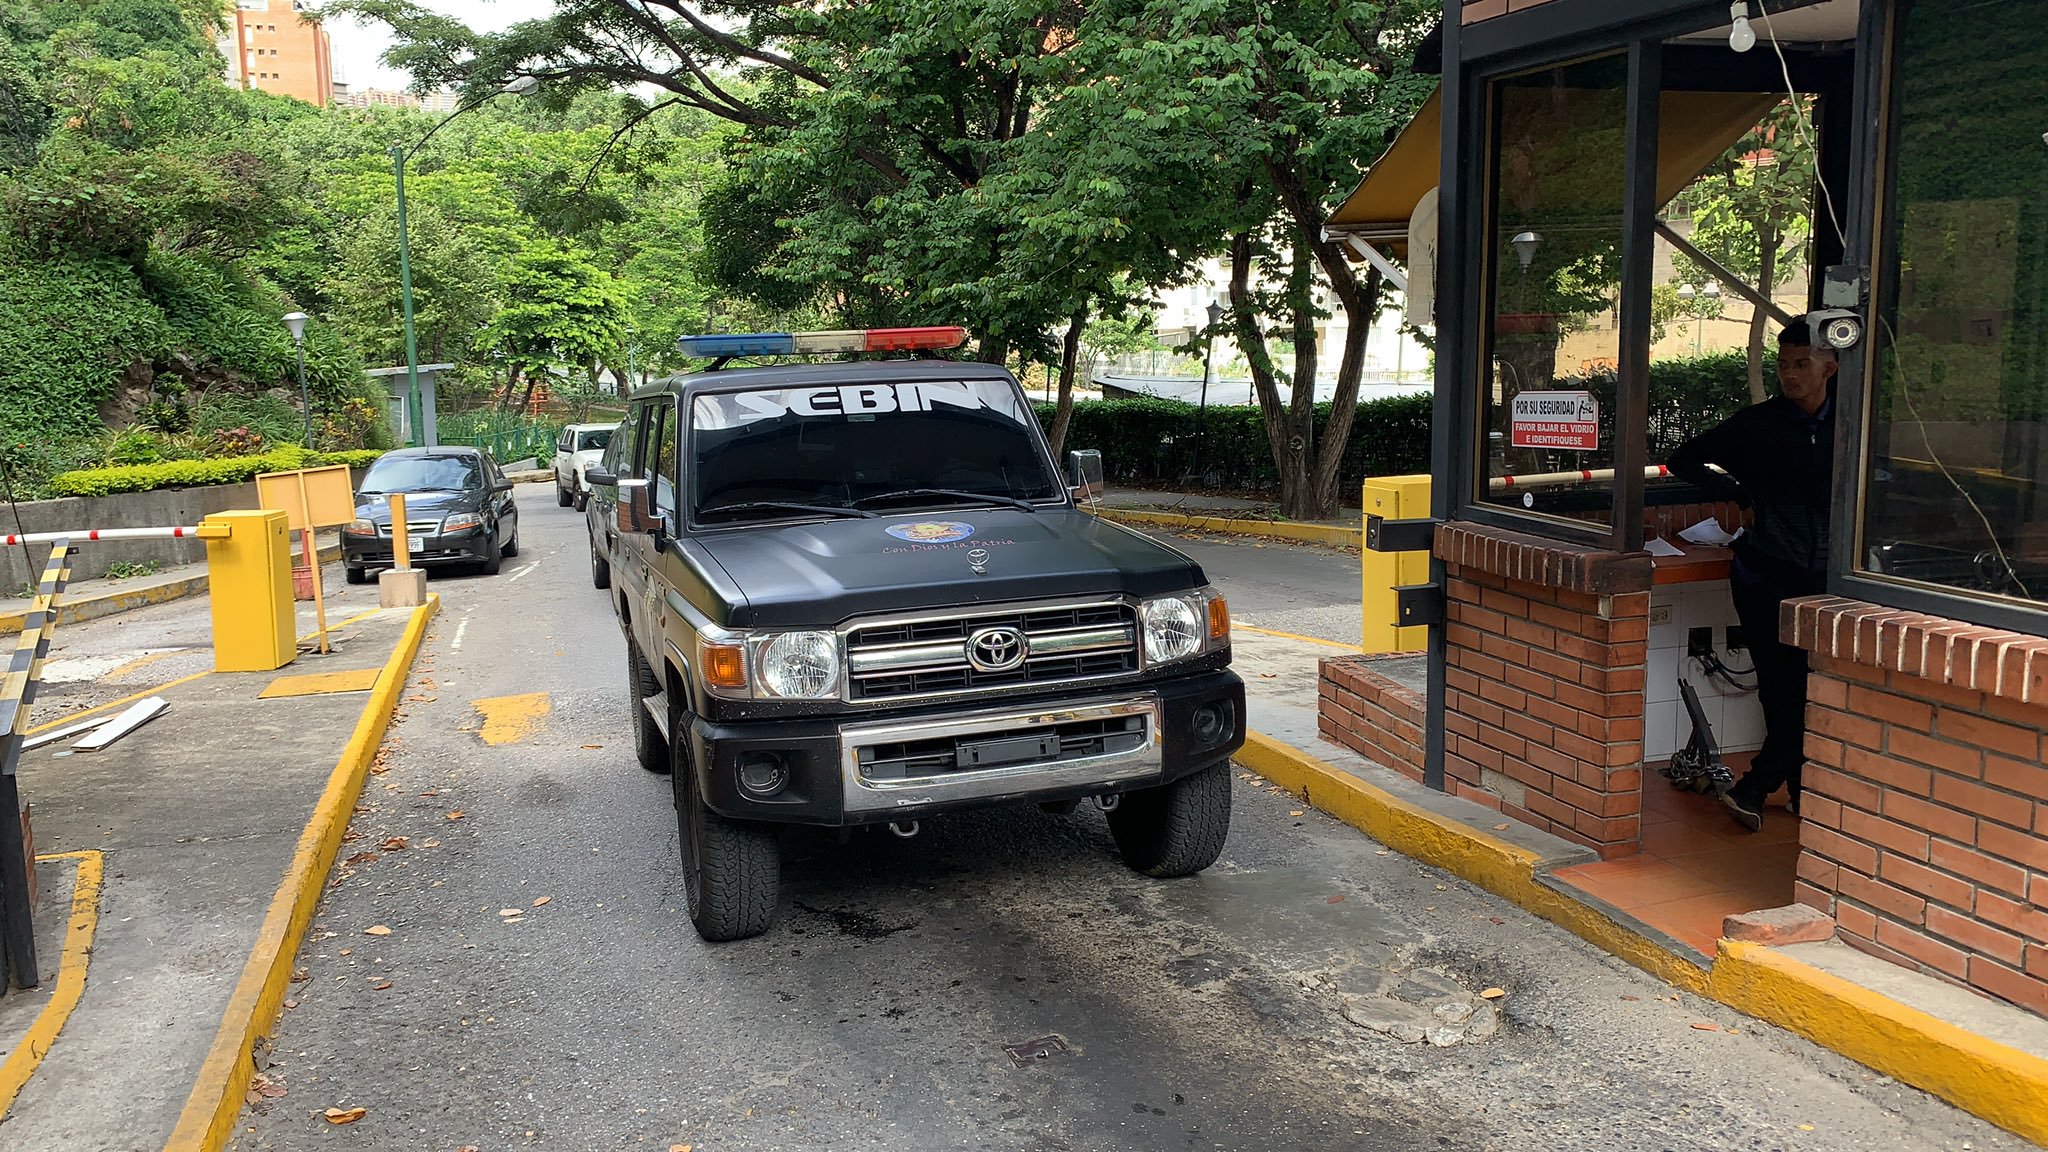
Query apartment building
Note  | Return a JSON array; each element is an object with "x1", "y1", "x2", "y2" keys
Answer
[{"x1": 223, "y1": 0, "x2": 332, "y2": 107}]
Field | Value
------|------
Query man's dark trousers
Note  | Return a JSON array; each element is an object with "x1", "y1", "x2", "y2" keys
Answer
[{"x1": 1728, "y1": 567, "x2": 1810, "y2": 806}]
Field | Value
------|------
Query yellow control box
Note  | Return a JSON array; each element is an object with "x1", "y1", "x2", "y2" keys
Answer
[
  {"x1": 203, "y1": 509, "x2": 295, "y2": 672},
  {"x1": 1361, "y1": 475, "x2": 1432, "y2": 654}
]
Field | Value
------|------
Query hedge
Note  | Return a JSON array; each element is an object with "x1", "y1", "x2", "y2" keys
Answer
[{"x1": 50, "y1": 447, "x2": 384, "y2": 498}]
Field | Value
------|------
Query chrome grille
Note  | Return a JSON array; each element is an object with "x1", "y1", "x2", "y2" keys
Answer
[
  {"x1": 382, "y1": 520, "x2": 444, "y2": 536},
  {"x1": 846, "y1": 601, "x2": 1139, "y2": 701}
]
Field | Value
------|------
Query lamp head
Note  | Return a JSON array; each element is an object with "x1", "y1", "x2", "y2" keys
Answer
[
  {"x1": 1510, "y1": 231, "x2": 1541, "y2": 270},
  {"x1": 282, "y1": 311, "x2": 309, "y2": 342}
]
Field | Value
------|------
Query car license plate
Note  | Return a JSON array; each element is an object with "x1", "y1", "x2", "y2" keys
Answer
[
  {"x1": 955, "y1": 733, "x2": 1062, "y2": 769},
  {"x1": 408, "y1": 535, "x2": 427, "y2": 554}
]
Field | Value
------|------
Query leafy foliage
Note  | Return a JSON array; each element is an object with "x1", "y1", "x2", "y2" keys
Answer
[{"x1": 50, "y1": 446, "x2": 383, "y2": 497}]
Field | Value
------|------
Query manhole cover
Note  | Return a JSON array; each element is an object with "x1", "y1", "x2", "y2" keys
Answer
[{"x1": 1002, "y1": 1034, "x2": 1070, "y2": 1066}]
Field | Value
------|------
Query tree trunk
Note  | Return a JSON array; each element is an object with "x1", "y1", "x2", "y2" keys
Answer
[
  {"x1": 1746, "y1": 221, "x2": 1779, "y2": 403},
  {"x1": 1047, "y1": 309, "x2": 1085, "y2": 459}
]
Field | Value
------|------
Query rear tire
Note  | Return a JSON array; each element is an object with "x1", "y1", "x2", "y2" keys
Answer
[
  {"x1": 1107, "y1": 761, "x2": 1232, "y2": 877},
  {"x1": 344, "y1": 565, "x2": 368, "y2": 585},
  {"x1": 478, "y1": 532, "x2": 503, "y2": 576},
  {"x1": 556, "y1": 483, "x2": 572, "y2": 507},
  {"x1": 590, "y1": 538, "x2": 611, "y2": 589},
  {"x1": 627, "y1": 638, "x2": 669, "y2": 774},
  {"x1": 501, "y1": 530, "x2": 519, "y2": 558},
  {"x1": 673, "y1": 721, "x2": 779, "y2": 942},
  {"x1": 573, "y1": 491, "x2": 589, "y2": 512}
]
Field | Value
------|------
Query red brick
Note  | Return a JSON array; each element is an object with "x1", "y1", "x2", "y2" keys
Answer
[
  {"x1": 1975, "y1": 889, "x2": 2048, "y2": 944},
  {"x1": 1887, "y1": 728, "x2": 1983, "y2": 777},
  {"x1": 1933, "y1": 775, "x2": 2031, "y2": 829},
  {"x1": 1505, "y1": 663, "x2": 1559, "y2": 701},
  {"x1": 1806, "y1": 764, "x2": 1882, "y2": 814},
  {"x1": 1982, "y1": 754, "x2": 2048, "y2": 800},
  {"x1": 1839, "y1": 806, "x2": 1931, "y2": 861},
  {"x1": 1724, "y1": 903, "x2": 1835, "y2": 945},
  {"x1": 1808, "y1": 674, "x2": 1849, "y2": 710},
  {"x1": 1880, "y1": 791, "x2": 1979, "y2": 845},
  {"x1": 1452, "y1": 736, "x2": 1505, "y2": 776},
  {"x1": 1806, "y1": 734, "x2": 1845, "y2": 769},
  {"x1": 1502, "y1": 709, "x2": 1555, "y2": 748},
  {"x1": 1839, "y1": 871, "x2": 1928, "y2": 925},
  {"x1": 1796, "y1": 852, "x2": 1841, "y2": 891},
  {"x1": 1878, "y1": 853, "x2": 1975, "y2": 911},
  {"x1": 1875, "y1": 918, "x2": 1968, "y2": 978},
  {"x1": 1927, "y1": 839, "x2": 2030, "y2": 898},
  {"x1": 1936, "y1": 710, "x2": 2041, "y2": 762},
  {"x1": 2027, "y1": 943, "x2": 2048, "y2": 981},
  {"x1": 1850, "y1": 685, "x2": 1931, "y2": 731},
  {"x1": 1834, "y1": 899, "x2": 1877, "y2": 942},
  {"x1": 1523, "y1": 789, "x2": 1577, "y2": 827},
  {"x1": 1978, "y1": 820, "x2": 2048, "y2": 872},
  {"x1": 1840, "y1": 745, "x2": 1933, "y2": 797},
  {"x1": 1810, "y1": 706, "x2": 1883, "y2": 751},
  {"x1": 1449, "y1": 780, "x2": 1503, "y2": 811},
  {"x1": 1967, "y1": 956, "x2": 2048, "y2": 1017},
  {"x1": 1473, "y1": 722, "x2": 1528, "y2": 761},
  {"x1": 1801, "y1": 822, "x2": 1880, "y2": 875},
  {"x1": 1793, "y1": 880, "x2": 1835, "y2": 914},
  {"x1": 1801, "y1": 793, "x2": 1843, "y2": 829},
  {"x1": 1577, "y1": 813, "x2": 1640, "y2": 843}
]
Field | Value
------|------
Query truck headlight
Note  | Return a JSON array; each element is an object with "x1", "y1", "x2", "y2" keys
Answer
[
  {"x1": 1141, "y1": 595, "x2": 1204, "y2": 664},
  {"x1": 757, "y1": 631, "x2": 840, "y2": 699}
]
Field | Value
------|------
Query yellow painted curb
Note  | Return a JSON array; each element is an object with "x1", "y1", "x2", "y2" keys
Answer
[
  {"x1": 1243, "y1": 728, "x2": 2048, "y2": 1143},
  {"x1": 1709, "y1": 941, "x2": 2048, "y2": 1146},
  {"x1": 0, "y1": 850, "x2": 104, "y2": 1118},
  {"x1": 163, "y1": 595, "x2": 439, "y2": 1152},
  {"x1": 1099, "y1": 507, "x2": 1359, "y2": 550},
  {"x1": 1239, "y1": 730, "x2": 1708, "y2": 991}
]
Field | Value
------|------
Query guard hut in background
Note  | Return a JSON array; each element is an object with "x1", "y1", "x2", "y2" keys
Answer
[
  {"x1": 366, "y1": 363, "x2": 452, "y2": 448},
  {"x1": 1321, "y1": 0, "x2": 2048, "y2": 1018}
]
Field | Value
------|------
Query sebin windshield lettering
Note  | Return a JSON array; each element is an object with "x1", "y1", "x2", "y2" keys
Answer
[{"x1": 690, "y1": 379, "x2": 1062, "y2": 521}]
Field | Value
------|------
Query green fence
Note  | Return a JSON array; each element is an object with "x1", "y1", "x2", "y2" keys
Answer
[{"x1": 436, "y1": 412, "x2": 558, "y2": 466}]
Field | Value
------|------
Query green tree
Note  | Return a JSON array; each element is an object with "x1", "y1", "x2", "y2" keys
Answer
[{"x1": 475, "y1": 239, "x2": 628, "y2": 409}]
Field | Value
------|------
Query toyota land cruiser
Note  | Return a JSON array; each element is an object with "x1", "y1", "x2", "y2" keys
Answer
[{"x1": 588, "y1": 326, "x2": 1246, "y2": 941}]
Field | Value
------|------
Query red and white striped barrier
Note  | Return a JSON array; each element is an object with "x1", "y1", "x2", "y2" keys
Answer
[
  {"x1": 1488, "y1": 464, "x2": 1675, "y2": 492},
  {"x1": 0, "y1": 525, "x2": 222, "y2": 547}
]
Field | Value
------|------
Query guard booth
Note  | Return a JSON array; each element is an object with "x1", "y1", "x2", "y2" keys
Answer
[{"x1": 1321, "y1": 0, "x2": 2048, "y2": 1018}]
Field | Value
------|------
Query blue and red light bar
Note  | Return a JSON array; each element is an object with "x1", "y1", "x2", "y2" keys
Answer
[{"x1": 674, "y1": 326, "x2": 967, "y2": 359}]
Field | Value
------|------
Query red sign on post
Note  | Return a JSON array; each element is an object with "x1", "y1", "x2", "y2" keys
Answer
[{"x1": 1510, "y1": 391, "x2": 1600, "y2": 451}]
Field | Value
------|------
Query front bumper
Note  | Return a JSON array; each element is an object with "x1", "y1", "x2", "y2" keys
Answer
[
  {"x1": 689, "y1": 670, "x2": 1245, "y2": 825},
  {"x1": 343, "y1": 528, "x2": 489, "y2": 569}
]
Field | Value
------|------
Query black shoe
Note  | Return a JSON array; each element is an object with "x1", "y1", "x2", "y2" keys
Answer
[
  {"x1": 1788, "y1": 794, "x2": 1801, "y2": 818},
  {"x1": 1721, "y1": 791, "x2": 1764, "y2": 833}
]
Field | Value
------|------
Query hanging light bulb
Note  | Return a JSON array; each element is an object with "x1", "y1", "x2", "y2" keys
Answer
[{"x1": 1729, "y1": 1, "x2": 1757, "y2": 52}]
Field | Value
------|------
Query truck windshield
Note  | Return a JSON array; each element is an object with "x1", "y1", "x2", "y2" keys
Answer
[{"x1": 690, "y1": 379, "x2": 1062, "y2": 520}]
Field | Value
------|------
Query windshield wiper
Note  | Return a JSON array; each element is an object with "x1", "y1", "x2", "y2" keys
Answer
[
  {"x1": 853, "y1": 488, "x2": 1038, "y2": 512},
  {"x1": 697, "y1": 500, "x2": 876, "y2": 521}
]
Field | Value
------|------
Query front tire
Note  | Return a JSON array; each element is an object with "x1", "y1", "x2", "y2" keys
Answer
[
  {"x1": 627, "y1": 638, "x2": 669, "y2": 774},
  {"x1": 1107, "y1": 761, "x2": 1232, "y2": 877},
  {"x1": 672, "y1": 720, "x2": 779, "y2": 942},
  {"x1": 556, "y1": 483, "x2": 572, "y2": 507},
  {"x1": 344, "y1": 565, "x2": 368, "y2": 585},
  {"x1": 478, "y1": 531, "x2": 503, "y2": 576},
  {"x1": 501, "y1": 530, "x2": 519, "y2": 558},
  {"x1": 590, "y1": 538, "x2": 611, "y2": 589}
]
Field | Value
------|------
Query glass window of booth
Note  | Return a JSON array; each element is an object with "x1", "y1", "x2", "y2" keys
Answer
[
  {"x1": 1477, "y1": 54, "x2": 1628, "y2": 526},
  {"x1": 1859, "y1": 0, "x2": 2048, "y2": 608}
]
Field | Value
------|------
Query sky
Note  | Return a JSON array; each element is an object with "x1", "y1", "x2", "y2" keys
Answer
[{"x1": 324, "y1": 0, "x2": 557, "y2": 90}]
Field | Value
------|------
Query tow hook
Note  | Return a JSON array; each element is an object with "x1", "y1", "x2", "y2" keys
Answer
[
  {"x1": 1094, "y1": 793, "x2": 1120, "y2": 812},
  {"x1": 888, "y1": 820, "x2": 920, "y2": 839}
]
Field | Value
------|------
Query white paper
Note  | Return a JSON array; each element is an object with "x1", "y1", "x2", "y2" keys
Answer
[
  {"x1": 1644, "y1": 536, "x2": 1684, "y2": 557},
  {"x1": 1679, "y1": 517, "x2": 1744, "y2": 547}
]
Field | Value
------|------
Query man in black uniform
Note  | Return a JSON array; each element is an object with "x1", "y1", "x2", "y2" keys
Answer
[{"x1": 1667, "y1": 319, "x2": 1836, "y2": 832}]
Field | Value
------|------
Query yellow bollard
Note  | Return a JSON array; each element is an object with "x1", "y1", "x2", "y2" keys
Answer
[
  {"x1": 389, "y1": 492, "x2": 411, "y2": 570},
  {"x1": 1360, "y1": 475, "x2": 1432, "y2": 655},
  {"x1": 203, "y1": 510, "x2": 296, "y2": 672}
]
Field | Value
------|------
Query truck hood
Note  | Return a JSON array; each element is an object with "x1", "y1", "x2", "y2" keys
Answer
[{"x1": 694, "y1": 508, "x2": 1205, "y2": 628}]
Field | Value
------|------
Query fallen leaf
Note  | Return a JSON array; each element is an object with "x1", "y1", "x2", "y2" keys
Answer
[
  {"x1": 1620, "y1": 994, "x2": 1639, "y2": 1001},
  {"x1": 363, "y1": 925, "x2": 392, "y2": 937},
  {"x1": 1288, "y1": 810, "x2": 1304, "y2": 817},
  {"x1": 323, "y1": 1107, "x2": 367, "y2": 1125},
  {"x1": 381, "y1": 836, "x2": 408, "y2": 850},
  {"x1": 498, "y1": 908, "x2": 524, "y2": 917},
  {"x1": 1797, "y1": 1124, "x2": 1815, "y2": 1132},
  {"x1": 1434, "y1": 883, "x2": 1447, "y2": 891},
  {"x1": 1480, "y1": 987, "x2": 1506, "y2": 1000},
  {"x1": 1488, "y1": 916, "x2": 1505, "y2": 924},
  {"x1": 371, "y1": 980, "x2": 392, "y2": 991},
  {"x1": 532, "y1": 896, "x2": 551, "y2": 906},
  {"x1": 289, "y1": 967, "x2": 310, "y2": 983},
  {"x1": 671, "y1": 1145, "x2": 694, "y2": 1152},
  {"x1": 418, "y1": 790, "x2": 440, "y2": 797},
  {"x1": 283, "y1": 999, "x2": 299, "y2": 1009},
  {"x1": 339, "y1": 948, "x2": 353, "y2": 956},
  {"x1": 249, "y1": 1073, "x2": 287, "y2": 1099},
  {"x1": 422, "y1": 838, "x2": 441, "y2": 849},
  {"x1": 1325, "y1": 894, "x2": 1345, "y2": 904},
  {"x1": 368, "y1": 763, "x2": 390, "y2": 776},
  {"x1": 1493, "y1": 823, "x2": 1511, "y2": 831},
  {"x1": 581, "y1": 744, "x2": 603, "y2": 750},
  {"x1": 445, "y1": 810, "x2": 466, "y2": 821},
  {"x1": 1691, "y1": 1021, "x2": 1722, "y2": 1032},
  {"x1": 345, "y1": 852, "x2": 378, "y2": 866},
  {"x1": 1259, "y1": 673, "x2": 1278, "y2": 679}
]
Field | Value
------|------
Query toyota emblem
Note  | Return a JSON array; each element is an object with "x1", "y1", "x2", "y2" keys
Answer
[{"x1": 966, "y1": 626, "x2": 1028, "y2": 672}]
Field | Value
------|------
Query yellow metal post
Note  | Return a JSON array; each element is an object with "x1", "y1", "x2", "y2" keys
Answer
[
  {"x1": 1360, "y1": 474, "x2": 1433, "y2": 654},
  {"x1": 203, "y1": 510, "x2": 295, "y2": 672},
  {"x1": 389, "y1": 493, "x2": 411, "y2": 570}
]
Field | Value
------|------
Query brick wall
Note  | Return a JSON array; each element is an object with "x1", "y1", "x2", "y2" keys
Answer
[
  {"x1": 1319, "y1": 657, "x2": 1425, "y2": 782},
  {"x1": 1436, "y1": 522, "x2": 1651, "y2": 858},
  {"x1": 1790, "y1": 598, "x2": 2048, "y2": 1018}
]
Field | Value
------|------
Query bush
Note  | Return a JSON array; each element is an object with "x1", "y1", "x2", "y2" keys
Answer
[{"x1": 49, "y1": 447, "x2": 382, "y2": 497}]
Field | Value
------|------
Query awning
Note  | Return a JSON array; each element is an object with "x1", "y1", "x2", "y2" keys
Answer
[{"x1": 1328, "y1": 86, "x2": 1779, "y2": 256}]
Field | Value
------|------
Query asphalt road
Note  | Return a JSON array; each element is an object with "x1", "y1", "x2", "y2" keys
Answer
[{"x1": 228, "y1": 488, "x2": 2024, "y2": 1152}]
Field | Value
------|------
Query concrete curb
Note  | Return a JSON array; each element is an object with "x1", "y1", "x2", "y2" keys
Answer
[
  {"x1": 0, "y1": 545, "x2": 343, "y2": 636},
  {"x1": 1238, "y1": 728, "x2": 2048, "y2": 1145},
  {"x1": 0, "y1": 850, "x2": 104, "y2": 1118},
  {"x1": 1098, "y1": 507, "x2": 1359, "y2": 550},
  {"x1": 163, "y1": 595, "x2": 440, "y2": 1152}
]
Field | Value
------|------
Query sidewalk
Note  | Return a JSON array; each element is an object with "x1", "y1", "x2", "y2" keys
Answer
[{"x1": 0, "y1": 570, "x2": 435, "y2": 1151}]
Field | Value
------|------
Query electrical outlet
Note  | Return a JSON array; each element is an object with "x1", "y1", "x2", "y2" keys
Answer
[
  {"x1": 1725, "y1": 625, "x2": 1746, "y2": 653},
  {"x1": 1688, "y1": 627, "x2": 1715, "y2": 658},
  {"x1": 1649, "y1": 605, "x2": 1673, "y2": 627}
]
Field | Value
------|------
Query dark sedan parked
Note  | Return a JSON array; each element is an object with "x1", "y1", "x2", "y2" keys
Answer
[{"x1": 343, "y1": 446, "x2": 520, "y2": 582}]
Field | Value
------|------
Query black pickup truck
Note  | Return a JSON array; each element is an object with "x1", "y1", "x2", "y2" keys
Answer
[{"x1": 589, "y1": 333, "x2": 1245, "y2": 941}]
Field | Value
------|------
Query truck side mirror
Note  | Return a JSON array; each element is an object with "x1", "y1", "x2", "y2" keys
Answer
[
  {"x1": 617, "y1": 477, "x2": 656, "y2": 535},
  {"x1": 1067, "y1": 449, "x2": 1104, "y2": 503}
]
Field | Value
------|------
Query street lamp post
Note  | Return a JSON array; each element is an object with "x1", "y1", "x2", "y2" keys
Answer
[
  {"x1": 392, "y1": 74, "x2": 539, "y2": 447},
  {"x1": 1195, "y1": 299, "x2": 1224, "y2": 482},
  {"x1": 282, "y1": 311, "x2": 311, "y2": 447},
  {"x1": 1677, "y1": 281, "x2": 1721, "y2": 357}
]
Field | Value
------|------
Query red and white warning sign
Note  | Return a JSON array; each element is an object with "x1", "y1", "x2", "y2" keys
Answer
[{"x1": 1510, "y1": 390, "x2": 1600, "y2": 451}]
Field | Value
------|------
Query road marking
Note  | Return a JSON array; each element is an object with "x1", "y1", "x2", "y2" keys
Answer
[
  {"x1": 1234, "y1": 623, "x2": 1363, "y2": 651},
  {"x1": 504, "y1": 558, "x2": 544, "y2": 584},
  {"x1": 258, "y1": 668, "x2": 382, "y2": 699},
  {"x1": 472, "y1": 692, "x2": 551, "y2": 745},
  {"x1": 0, "y1": 850, "x2": 104, "y2": 1119},
  {"x1": 24, "y1": 671, "x2": 213, "y2": 736},
  {"x1": 450, "y1": 614, "x2": 471, "y2": 652}
]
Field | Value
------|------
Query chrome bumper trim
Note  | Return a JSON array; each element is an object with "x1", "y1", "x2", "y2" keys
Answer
[{"x1": 838, "y1": 695, "x2": 1161, "y2": 814}]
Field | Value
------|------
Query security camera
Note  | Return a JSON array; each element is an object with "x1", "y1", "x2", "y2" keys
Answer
[{"x1": 1808, "y1": 308, "x2": 1862, "y2": 351}]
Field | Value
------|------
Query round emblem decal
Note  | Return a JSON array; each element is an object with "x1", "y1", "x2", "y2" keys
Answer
[
  {"x1": 885, "y1": 520, "x2": 976, "y2": 543},
  {"x1": 966, "y1": 626, "x2": 1028, "y2": 672}
]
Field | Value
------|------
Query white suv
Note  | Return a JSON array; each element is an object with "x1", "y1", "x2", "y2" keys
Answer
[{"x1": 553, "y1": 422, "x2": 615, "y2": 510}]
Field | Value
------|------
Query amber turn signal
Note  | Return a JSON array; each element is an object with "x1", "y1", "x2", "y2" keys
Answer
[
  {"x1": 702, "y1": 642, "x2": 748, "y2": 689},
  {"x1": 1207, "y1": 596, "x2": 1231, "y2": 641}
]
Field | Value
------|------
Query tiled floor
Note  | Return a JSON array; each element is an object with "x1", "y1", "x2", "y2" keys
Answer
[{"x1": 1551, "y1": 754, "x2": 1800, "y2": 956}]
